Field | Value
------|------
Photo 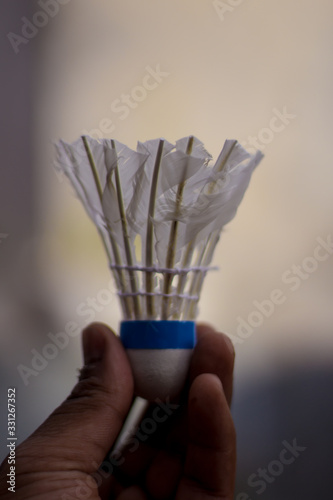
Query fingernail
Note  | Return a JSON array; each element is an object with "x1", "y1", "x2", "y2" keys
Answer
[{"x1": 82, "y1": 326, "x2": 106, "y2": 364}]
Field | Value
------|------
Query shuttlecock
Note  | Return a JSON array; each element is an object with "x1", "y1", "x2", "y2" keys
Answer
[{"x1": 55, "y1": 135, "x2": 263, "y2": 400}]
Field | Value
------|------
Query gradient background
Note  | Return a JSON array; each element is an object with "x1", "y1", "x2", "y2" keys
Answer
[{"x1": 1, "y1": 1, "x2": 332, "y2": 498}]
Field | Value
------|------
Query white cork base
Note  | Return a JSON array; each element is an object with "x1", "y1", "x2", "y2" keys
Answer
[{"x1": 125, "y1": 349, "x2": 193, "y2": 401}]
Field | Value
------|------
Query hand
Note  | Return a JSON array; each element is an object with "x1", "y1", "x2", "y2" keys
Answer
[{"x1": 0, "y1": 323, "x2": 236, "y2": 499}]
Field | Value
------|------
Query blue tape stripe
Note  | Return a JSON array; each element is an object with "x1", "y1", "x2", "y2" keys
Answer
[{"x1": 120, "y1": 321, "x2": 196, "y2": 349}]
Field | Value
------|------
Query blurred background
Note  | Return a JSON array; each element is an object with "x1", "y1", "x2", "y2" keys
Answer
[{"x1": 0, "y1": 0, "x2": 332, "y2": 497}]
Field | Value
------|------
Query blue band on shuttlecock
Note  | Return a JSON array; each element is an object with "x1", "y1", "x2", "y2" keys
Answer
[{"x1": 120, "y1": 321, "x2": 196, "y2": 349}]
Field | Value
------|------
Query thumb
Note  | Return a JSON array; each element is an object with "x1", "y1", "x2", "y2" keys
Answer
[{"x1": 19, "y1": 323, "x2": 134, "y2": 473}]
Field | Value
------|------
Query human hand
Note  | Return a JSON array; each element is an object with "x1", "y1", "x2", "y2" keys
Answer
[{"x1": 0, "y1": 323, "x2": 236, "y2": 499}]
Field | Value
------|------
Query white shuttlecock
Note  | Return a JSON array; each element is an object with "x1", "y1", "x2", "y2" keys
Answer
[{"x1": 55, "y1": 136, "x2": 263, "y2": 400}]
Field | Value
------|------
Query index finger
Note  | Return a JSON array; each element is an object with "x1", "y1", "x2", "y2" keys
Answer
[{"x1": 176, "y1": 373, "x2": 236, "y2": 500}]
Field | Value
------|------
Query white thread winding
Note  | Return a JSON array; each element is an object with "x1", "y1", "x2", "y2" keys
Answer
[
  {"x1": 117, "y1": 290, "x2": 199, "y2": 301},
  {"x1": 110, "y1": 264, "x2": 218, "y2": 275}
]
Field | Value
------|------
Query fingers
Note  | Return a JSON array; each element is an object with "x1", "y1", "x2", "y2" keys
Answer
[
  {"x1": 176, "y1": 373, "x2": 236, "y2": 500},
  {"x1": 190, "y1": 323, "x2": 235, "y2": 405},
  {"x1": 17, "y1": 323, "x2": 134, "y2": 474}
]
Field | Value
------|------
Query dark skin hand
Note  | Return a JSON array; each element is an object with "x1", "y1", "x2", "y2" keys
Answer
[{"x1": 0, "y1": 323, "x2": 236, "y2": 499}]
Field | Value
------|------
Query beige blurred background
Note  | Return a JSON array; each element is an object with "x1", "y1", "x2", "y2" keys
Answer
[{"x1": 1, "y1": 0, "x2": 332, "y2": 496}]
